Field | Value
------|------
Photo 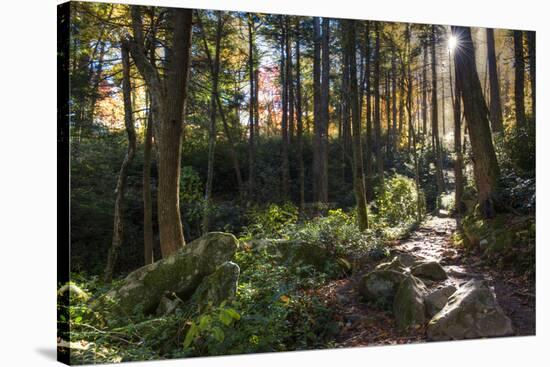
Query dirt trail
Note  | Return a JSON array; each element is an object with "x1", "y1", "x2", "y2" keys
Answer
[{"x1": 315, "y1": 215, "x2": 535, "y2": 348}]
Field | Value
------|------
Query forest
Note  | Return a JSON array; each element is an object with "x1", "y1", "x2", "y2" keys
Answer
[{"x1": 58, "y1": 1, "x2": 535, "y2": 364}]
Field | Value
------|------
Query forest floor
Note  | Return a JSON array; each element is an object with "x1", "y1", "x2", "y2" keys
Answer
[{"x1": 313, "y1": 215, "x2": 536, "y2": 347}]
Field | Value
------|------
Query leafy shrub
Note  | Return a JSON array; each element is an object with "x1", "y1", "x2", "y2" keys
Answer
[
  {"x1": 242, "y1": 202, "x2": 299, "y2": 239},
  {"x1": 372, "y1": 174, "x2": 425, "y2": 227}
]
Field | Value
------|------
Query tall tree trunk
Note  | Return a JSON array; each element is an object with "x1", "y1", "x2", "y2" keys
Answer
[
  {"x1": 374, "y1": 23, "x2": 383, "y2": 188},
  {"x1": 287, "y1": 16, "x2": 295, "y2": 142},
  {"x1": 452, "y1": 26, "x2": 500, "y2": 218},
  {"x1": 295, "y1": 19, "x2": 305, "y2": 212},
  {"x1": 143, "y1": 97, "x2": 154, "y2": 265},
  {"x1": 104, "y1": 43, "x2": 137, "y2": 282},
  {"x1": 364, "y1": 22, "x2": 374, "y2": 201},
  {"x1": 527, "y1": 31, "x2": 535, "y2": 121},
  {"x1": 431, "y1": 26, "x2": 445, "y2": 207},
  {"x1": 345, "y1": 20, "x2": 369, "y2": 231},
  {"x1": 486, "y1": 28, "x2": 504, "y2": 132},
  {"x1": 450, "y1": 47, "x2": 464, "y2": 215},
  {"x1": 391, "y1": 50, "x2": 397, "y2": 152},
  {"x1": 126, "y1": 7, "x2": 193, "y2": 256},
  {"x1": 197, "y1": 13, "x2": 244, "y2": 198},
  {"x1": 320, "y1": 17, "x2": 330, "y2": 203},
  {"x1": 422, "y1": 44, "x2": 428, "y2": 136},
  {"x1": 313, "y1": 17, "x2": 322, "y2": 202},
  {"x1": 248, "y1": 14, "x2": 257, "y2": 201},
  {"x1": 202, "y1": 12, "x2": 223, "y2": 233},
  {"x1": 513, "y1": 30, "x2": 526, "y2": 127},
  {"x1": 280, "y1": 16, "x2": 290, "y2": 199}
]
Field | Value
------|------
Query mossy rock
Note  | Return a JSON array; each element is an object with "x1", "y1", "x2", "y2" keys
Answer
[
  {"x1": 393, "y1": 275, "x2": 428, "y2": 330},
  {"x1": 92, "y1": 232, "x2": 239, "y2": 317},
  {"x1": 358, "y1": 270, "x2": 408, "y2": 307},
  {"x1": 191, "y1": 261, "x2": 240, "y2": 311},
  {"x1": 253, "y1": 239, "x2": 332, "y2": 271},
  {"x1": 375, "y1": 256, "x2": 408, "y2": 273},
  {"x1": 424, "y1": 285, "x2": 457, "y2": 317}
]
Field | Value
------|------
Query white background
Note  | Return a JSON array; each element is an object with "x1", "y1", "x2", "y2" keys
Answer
[{"x1": 0, "y1": 0, "x2": 546, "y2": 366}]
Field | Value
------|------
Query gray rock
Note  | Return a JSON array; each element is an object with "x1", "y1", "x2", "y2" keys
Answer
[
  {"x1": 156, "y1": 293, "x2": 183, "y2": 316},
  {"x1": 394, "y1": 253, "x2": 424, "y2": 267},
  {"x1": 411, "y1": 261, "x2": 447, "y2": 281},
  {"x1": 425, "y1": 285, "x2": 457, "y2": 317},
  {"x1": 358, "y1": 270, "x2": 408, "y2": 307},
  {"x1": 192, "y1": 261, "x2": 240, "y2": 310},
  {"x1": 92, "y1": 232, "x2": 239, "y2": 316},
  {"x1": 375, "y1": 256, "x2": 408, "y2": 273},
  {"x1": 393, "y1": 275, "x2": 428, "y2": 330},
  {"x1": 427, "y1": 280, "x2": 514, "y2": 341}
]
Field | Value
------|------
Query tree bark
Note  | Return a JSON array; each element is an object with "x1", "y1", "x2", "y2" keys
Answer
[
  {"x1": 344, "y1": 20, "x2": 369, "y2": 231},
  {"x1": 313, "y1": 17, "x2": 322, "y2": 202},
  {"x1": 486, "y1": 28, "x2": 504, "y2": 132},
  {"x1": 104, "y1": 43, "x2": 137, "y2": 282},
  {"x1": 248, "y1": 14, "x2": 257, "y2": 202},
  {"x1": 527, "y1": 31, "x2": 535, "y2": 121},
  {"x1": 513, "y1": 30, "x2": 526, "y2": 127},
  {"x1": 374, "y1": 23, "x2": 383, "y2": 188},
  {"x1": 452, "y1": 26, "x2": 500, "y2": 218},
  {"x1": 126, "y1": 7, "x2": 193, "y2": 257},
  {"x1": 364, "y1": 22, "x2": 374, "y2": 201},
  {"x1": 295, "y1": 19, "x2": 305, "y2": 212},
  {"x1": 280, "y1": 16, "x2": 290, "y2": 199},
  {"x1": 319, "y1": 17, "x2": 330, "y2": 203},
  {"x1": 202, "y1": 12, "x2": 223, "y2": 233},
  {"x1": 431, "y1": 26, "x2": 445, "y2": 206}
]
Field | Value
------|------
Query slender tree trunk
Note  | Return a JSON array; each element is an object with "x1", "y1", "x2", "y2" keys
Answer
[
  {"x1": 202, "y1": 13, "x2": 223, "y2": 233},
  {"x1": 422, "y1": 44, "x2": 428, "y2": 136},
  {"x1": 486, "y1": 28, "x2": 504, "y2": 132},
  {"x1": 364, "y1": 22, "x2": 374, "y2": 201},
  {"x1": 247, "y1": 14, "x2": 257, "y2": 201},
  {"x1": 320, "y1": 17, "x2": 330, "y2": 203},
  {"x1": 104, "y1": 44, "x2": 137, "y2": 282},
  {"x1": 287, "y1": 16, "x2": 295, "y2": 142},
  {"x1": 527, "y1": 31, "x2": 536, "y2": 121},
  {"x1": 313, "y1": 17, "x2": 322, "y2": 202},
  {"x1": 391, "y1": 50, "x2": 397, "y2": 152},
  {"x1": 295, "y1": 19, "x2": 305, "y2": 212},
  {"x1": 431, "y1": 26, "x2": 445, "y2": 206},
  {"x1": 513, "y1": 30, "x2": 526, "y2": 127},
  {"x1": 143, "y1": 97, "x2": 154, "y2": 265},
  {"x1": 280, "y1": 16, "x2": 290, "y2": 199},
  {"x1": 374, "y1": 23, "x2": 383, "y2": 188},
  {"x1": 452, "y1": 26, "x2": 500, "y2": 218},
  {"x1": 450, "y1": 48, "x2": 464, "y2": 215},
  {"x1": 345, "y1": 20, "x2": 369, "y2": 230}
]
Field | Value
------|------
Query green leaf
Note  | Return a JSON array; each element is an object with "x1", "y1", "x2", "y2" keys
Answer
[
  {"x1": 225, "y1": 308, "x2": 241, "y2": 321},
  {"x1": 183, "y1": 323, "x2": 197, "y2": 349},
  {"x1": 211, "y1": 326, "x2": 225, "y2": 343},
  {"x1": 198, "y1": 315, "x2": 212, "y2": 330}
]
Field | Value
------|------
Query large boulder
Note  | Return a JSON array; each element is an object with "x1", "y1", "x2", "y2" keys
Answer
[
  {"x1": 393, "y1": 275, "x2": 428, "y2": 330},
  {"x1": 358, "y1": 270, "x2": 408, "y2": 307},
  {"x1": 192, "y1": 261, "x2": 240, "y2": 311},
  {"x1": 427, "y1": 280, "x2": 514, "y2": 341},
  {"x1": 411, "y1": 261, "x2": 447, "y2": 281},
  {"x1": 424, "y1": 285, "x2": 457, "y2": 317},
  {"x1": 92, "y1": 232, "x2": 239, "y2": 316}
]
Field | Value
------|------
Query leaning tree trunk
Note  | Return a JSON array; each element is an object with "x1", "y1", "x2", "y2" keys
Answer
[
  {"x1": 449, "y1": 44, "x2": 464, "y2": 216},
  {"x1": 126, "y1": 7, "x2": 193, "y2": 257},
  {"x1": 513, "y1": 30, "x2": 526, "y2": 127},
  {"x1": 104, "y1": 43, "x2": 137, "y2": 282},
  {"x1": 452, "y1": 26, "x2": 500, "y2": 218},
  {"x1": 486, "y1": 28, "x2": 504, "y2": 133},
  {"x1": 345, "y1": 20, "x2": 369, "y2": 231}
]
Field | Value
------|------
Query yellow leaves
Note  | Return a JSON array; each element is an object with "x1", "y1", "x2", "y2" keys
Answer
[{"x1": 279, "y1": 295, "x2": 290, "y2": 304}]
